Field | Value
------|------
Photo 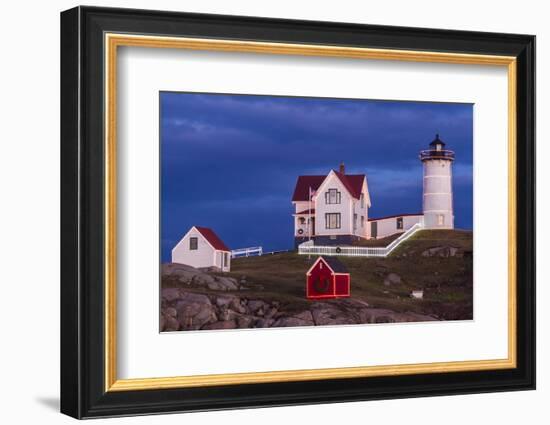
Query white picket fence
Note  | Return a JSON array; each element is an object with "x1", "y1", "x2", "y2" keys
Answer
[
  {"x1": 298, "y1": 222, "x2": 424, "y2": 258},
  {"x1": 231, "y1": 246, "x2": 263, "y2": 258}
]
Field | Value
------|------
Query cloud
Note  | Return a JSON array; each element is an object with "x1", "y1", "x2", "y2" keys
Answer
[{"x1": 160, "y1": 92, "x2": 473, "y2": 260}]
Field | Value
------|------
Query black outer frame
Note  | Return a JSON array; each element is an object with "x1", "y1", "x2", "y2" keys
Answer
[{"x1": 60, "y1": 6, "x2": 535, "y2": 419}]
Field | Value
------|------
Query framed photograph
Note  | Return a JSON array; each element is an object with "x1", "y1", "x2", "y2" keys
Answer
[{"x1": 60, "y1": 6, "x2": 535, "y2": 419}]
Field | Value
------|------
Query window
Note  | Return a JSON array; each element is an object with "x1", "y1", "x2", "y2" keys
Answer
[
  {"x1": 396, "y1": 217, "x2": 403, "y2": 230},
  {"x1": 325, "y1": 188, "x2": 341, "y2": 204},
  {"x1": 361, "y1": 216, "x2": 364, "y2": 228},
  {"x1": 325, "y1": 213, "x2": 341, "y2": 229},
  {"x1": 189, "y1": 237, "x2": 198, "y2": 250},
  {"x1": 437, "y1": 214, "x2": 445, "y2": 225},
  {"x1": 223, "y1": 252, "x2": 229, "y2": 267},
  {"x1": 360, "y1": 193, "x2": 364, "y2": 208},
  {"x1": 353, "y1": 213, "x2": 358, "y2": 230},
  {"x1": 299, "y1": 217, "x2": 306, "y2": 225}
]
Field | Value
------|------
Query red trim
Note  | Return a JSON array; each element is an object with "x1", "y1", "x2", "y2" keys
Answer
[
  {"x1": 306, "y1": 258, "x2": 350, "y2": 300},
  {"x1": 306, "y1": 257, "x2": 335, "y2": 275},
  {"x1": 368, "y1": 213, "x2": 423, "y2": 222},
  {"x1": 295, "y1": 208, "x2": 316, "y2": 215},
  {"x1": 306, "y1": 293, "x2": 350, "y2": 299},
  {"x1": 306, "y1": 294, "x2": 350, "y2": 299}
]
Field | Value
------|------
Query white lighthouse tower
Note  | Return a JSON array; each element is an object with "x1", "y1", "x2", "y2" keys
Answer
[{"x1": 420, "y1": 134, "x2": 455, "y2": 229}]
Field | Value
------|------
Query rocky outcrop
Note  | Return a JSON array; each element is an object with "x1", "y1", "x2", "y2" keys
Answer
[
  {"x1": 160, "y1": 263, "x2": 438, "y2": 332},
  {"x1": 160, "y1": 287, "x2": 437, "y2": 332},
  {"x1": 162, "y1": 263, "x2": 239, "y2": 291}
]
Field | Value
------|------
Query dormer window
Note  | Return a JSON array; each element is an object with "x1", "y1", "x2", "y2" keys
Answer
[{"x1": 325, "y1": 189, "x2": 341, "y2": 204}]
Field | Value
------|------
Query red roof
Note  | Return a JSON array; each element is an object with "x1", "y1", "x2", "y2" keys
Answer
[
  {"x1": 292, "y1": 171, "x2": 365, "y2": 201},
  {"x1": 195, "y1": 226, "x2": 230, "y2": 251},
  {"x1": 291, "y1": 175, "x2": 326, "y2": 202},
  {"x1": 334, "y1": 172, "x2": 364, "y2": 199},
  {"x1": 296, "y1": 208, "x2": 316, "y2": 215}
]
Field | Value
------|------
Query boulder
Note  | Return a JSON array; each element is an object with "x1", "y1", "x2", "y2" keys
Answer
[
  {"x1": 236, "y1": 315, "x2": 255, "y2": 328},
  {"x1": 230, "y1": 298, "x2": 247, "y2": 314},
  {"x1": 177, "y1": 292, "x2": 211, "y2": 305},
  {"x1": 162, "y1": 263, "x2": 239, "y2": 291},
  {"x1": 214, "y1": 276, "x2": 239, "y2": 291},
  {"x1": 204, "y1": 276, "x2": 239, "y2": 291},
  {"x1": 384, "y1": 273, "x2": 402, "y2": 286},
  {"x1": 218, "y1": 308, "x2": 240, "y2": 321},
  {"x1": 214, "y1": 294, "x2": 239, "y2": 308},
  {"x1": 247, "y1": 300, "x2": 267, "y2": 314},
  {"x1": 161, "y1": 263, "x2": 198, "y2": 277},
  {"x1": 176, "y1": 272, "x2": 199, "y2": 285},
  {"x1": 421, "y1": 246, "x2": 459, "y2": 257},
  {"x1": 254, "y1": 318, "x2": 275, "y2": 328},
  {"x1": 176, "y1": 293, "x2": 216, "y2": 330},
  {"x1": 358, "y1": 308, "x2": 437, "y2": 324},
  {"x1": 311, "y1": 304, "x2": 356, "y2": 325},
  {"x1": 191, "y1": 273, "x2": 216, "y2": 286},
  {"x1": 264, "y1": 307, "x2": 278, "y2": 319},
  {"x1": 202, "y1": 320, "x2": 237, "y2": 330},
  {"x1": 161, "y1": 287, "x2": 182, "y2": 302},
  {"x1": 162, "y1": 314, "x2": 180, "y2": 331},
  {"x1": 165, "y1": 307, "x2": 177, "y2": 318},
  {"x1": 272, "y1": 310, "x2": 314, "y2": 327}
]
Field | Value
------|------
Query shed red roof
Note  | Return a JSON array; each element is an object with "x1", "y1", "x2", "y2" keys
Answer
[
  {"x1": 292, "y1": 171, "x2": 365, "y2": 201},
  {"x1": 195, "y1": 226, "x2": 230, "y2": 251}
]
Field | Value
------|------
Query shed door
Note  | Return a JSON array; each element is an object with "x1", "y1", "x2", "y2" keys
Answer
[{"x1": 371, "y1": 221, "x2": 377, "y2": 238}]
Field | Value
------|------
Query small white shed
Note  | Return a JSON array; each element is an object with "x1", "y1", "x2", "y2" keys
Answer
[{"x1": 171, "y1": 226, "x2": 231, "y2": 272}]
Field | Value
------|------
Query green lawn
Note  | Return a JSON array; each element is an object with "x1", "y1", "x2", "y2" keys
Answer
[{"x1": 224, "y1": 229, "x2": 473, "y2": 320}]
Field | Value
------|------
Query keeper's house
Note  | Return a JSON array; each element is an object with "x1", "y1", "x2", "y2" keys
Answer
[
  {"x1": 292, "y1": 163, "x2": 422, "y2": 246},
  {"x1": 172, "y1": 226, "x2": 231, "y2": 272},
  {"x1": 292, "y1": 163, "x2": 371, "y2": 246}
]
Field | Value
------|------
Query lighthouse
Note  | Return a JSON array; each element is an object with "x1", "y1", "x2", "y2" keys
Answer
[{"x1": 420, "y1": 134, "x2": 455, "y2": 229}]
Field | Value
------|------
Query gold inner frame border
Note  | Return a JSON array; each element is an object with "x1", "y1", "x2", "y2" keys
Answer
[{"x1": 104, "y1": 33, "x2": 517, "y2": 392}]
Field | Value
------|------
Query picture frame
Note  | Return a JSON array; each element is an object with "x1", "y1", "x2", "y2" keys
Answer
[{"x1": 60, "y1": 5, "x2": 535, "y2": 419}]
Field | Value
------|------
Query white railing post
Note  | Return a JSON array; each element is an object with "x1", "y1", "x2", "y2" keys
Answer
[{"x1": 231, "y1": 246, "x2": 263, "y2": 258}]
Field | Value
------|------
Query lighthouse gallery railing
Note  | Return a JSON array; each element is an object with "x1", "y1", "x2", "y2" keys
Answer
[
  {"x1": 298, "y1": 222, "x2": 424, "y2": 258},
  {"x1": 419, "y1": 149, "x2": 455, "y2": 161}
]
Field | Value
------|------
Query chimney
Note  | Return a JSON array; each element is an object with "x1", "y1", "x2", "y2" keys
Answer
[{"x1": 339, "y1": 162, "x2": 345, "y2": 174}]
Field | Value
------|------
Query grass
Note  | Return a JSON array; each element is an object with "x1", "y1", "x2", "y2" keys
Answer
[
  {"x1": 162, "y1": 230, "x2": 473, "y2": 321},
  {"x1": 221, "y1": 229, "x2": 473, "y2": 320}
]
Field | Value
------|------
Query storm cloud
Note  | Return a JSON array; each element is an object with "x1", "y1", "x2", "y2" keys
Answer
[{"x1": 161, "y1": 92, "x2": 473, "y2": 261}]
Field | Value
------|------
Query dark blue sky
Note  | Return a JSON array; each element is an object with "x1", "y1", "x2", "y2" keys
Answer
[{"x1": 161, "y1": 92, "x2": 473, "y2": 262}]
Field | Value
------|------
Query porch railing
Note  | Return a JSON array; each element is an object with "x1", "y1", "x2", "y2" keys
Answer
[{"x1": 298, "y1": 222, "x2": 424, "y2": 258}]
